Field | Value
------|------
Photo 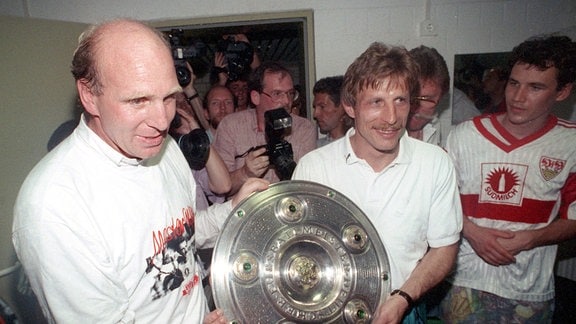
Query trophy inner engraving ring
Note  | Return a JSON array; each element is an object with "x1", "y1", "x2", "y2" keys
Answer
[{"x1": 263, "y1": 225, "x2": 354, "y2": 321}]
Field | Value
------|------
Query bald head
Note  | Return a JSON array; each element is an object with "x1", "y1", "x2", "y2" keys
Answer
[
  {"x1": 72, "y1": 19, "x2": 173, "y2": 95},
  {"x1": 73, "y1": 19, "x2": 181, "y2": 160}
]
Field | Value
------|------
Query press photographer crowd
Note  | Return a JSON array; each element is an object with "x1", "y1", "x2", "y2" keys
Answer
[
  {"x1": 168, "y1": 28, "x2": 298, "y2": 181},
  {"x1": 8, "y1": 17, "x2": 576, "y2": 324}
]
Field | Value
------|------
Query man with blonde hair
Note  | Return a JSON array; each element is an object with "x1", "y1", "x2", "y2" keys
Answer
[{"x1": 293, "y1": 42, "x2": 462, "y2": 324}]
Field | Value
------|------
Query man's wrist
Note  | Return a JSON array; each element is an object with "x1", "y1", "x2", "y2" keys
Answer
[
  {"x1": 183, "y1": 85, "x2": 197, "y2": 96},
  {"x1": 390, "y1": 289, "x2": 415, "y2": 309},
  {"x1": 186, "y1": 92, "x2": 199, "y2": 103},
  {"x1": 241, "y1": 163, "x2": 253, "y2": 179}
]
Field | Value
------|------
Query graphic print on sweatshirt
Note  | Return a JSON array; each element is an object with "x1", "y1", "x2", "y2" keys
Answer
[{"x1": 145, "y1": 206, "x2": 201, "y2": 300}]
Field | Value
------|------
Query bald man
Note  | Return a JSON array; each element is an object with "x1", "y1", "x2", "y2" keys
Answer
[{"x1": 12, "y1": 19, "x2": 267, "y2": 323}]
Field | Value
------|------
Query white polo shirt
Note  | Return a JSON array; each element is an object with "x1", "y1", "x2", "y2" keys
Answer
[{"x1": 292, "y1": 128, "x2": 462, "y2": 289}]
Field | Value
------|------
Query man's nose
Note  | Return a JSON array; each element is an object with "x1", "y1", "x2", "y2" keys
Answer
[
  {"x1": 149, "y1": 101, "x2": 173, "y2": 131},
  {"x1": 510, "y1": 86, "x2": 527, "y2": 102},
  {"x1": 379, "y1": 102, "x2": 398, "y2": 124}
]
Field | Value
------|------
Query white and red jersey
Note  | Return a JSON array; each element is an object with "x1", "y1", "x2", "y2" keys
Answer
[{"x1": 446, "y1": 112, "x2": 576, "y2": 301}]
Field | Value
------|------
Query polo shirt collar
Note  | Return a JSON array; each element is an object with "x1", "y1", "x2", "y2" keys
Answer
[
  {"x1": 77, "y1": 114, "x2": 149, "y2": 167},
  {"x1": 342, "y1": 127, "x2": 413, "y2": 167}
]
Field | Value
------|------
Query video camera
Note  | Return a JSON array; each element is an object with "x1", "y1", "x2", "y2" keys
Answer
[
  {"x1": 262, "y1": 107, "x2": 297, "y2": 180},
  {"x1": 168, "y1": 29, "x2": 206, "y2": 87},
  {"x1": 216, "y1": 35, "x2": 254, "y2": 82}
]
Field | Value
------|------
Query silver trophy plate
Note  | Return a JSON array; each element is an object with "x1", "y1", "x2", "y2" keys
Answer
[{"x1": 211, "y1": 180, "x2": 390, "y2": 323}]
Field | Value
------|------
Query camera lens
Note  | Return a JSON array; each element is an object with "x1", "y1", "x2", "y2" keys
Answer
[
  {"x1": 176, "y1": 129, "x2": 210, "y2": 170},
  {"x1": 175, "y1": 65, "x2": 191, "y2": 87}
]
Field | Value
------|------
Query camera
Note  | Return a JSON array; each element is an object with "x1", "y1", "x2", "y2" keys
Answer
[
  {"x1": 168, "y1": 29, "x2": 206, "y2": 87},
  {"x1": 173, "y1": 126, "x2": 211, "y2": 171},
  {"x1": 216, "y1": 36, "x2": 254, "y2": 81},
  {"x1": 263, "y1": 107, "x2": 297, "y2": 180}
]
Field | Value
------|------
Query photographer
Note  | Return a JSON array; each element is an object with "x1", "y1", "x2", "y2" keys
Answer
[
  {"x1": 212, "y1": 34, "x2": 260, "y2": 111},
  {"x1": 170, "y1": 63, "x2": 231, "y2": 207},
  {"x1": 170, "y1": 92, "x2": 231, "y2": 206},
  {"x1": 213, "y1": 61, "x2": 317, "y2": 195}
]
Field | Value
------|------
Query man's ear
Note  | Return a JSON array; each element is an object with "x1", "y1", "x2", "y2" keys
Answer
[
  {"x1": 343, "y1": 103, "x2": 355, "y2": 119},
  {"x1": 250, "y1": 90, "x2": 261, "y2": 107},
  {"x1": 556, "y1": 83, "x2": 573, "y2": 102},
  {"x1": 77, "y1": 80, "x2": 99, "y2": 116}
]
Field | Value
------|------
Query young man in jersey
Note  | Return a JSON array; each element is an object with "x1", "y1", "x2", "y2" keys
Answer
[{"x1": 440, "y1": 35, "x2": 576, "y2": 323}]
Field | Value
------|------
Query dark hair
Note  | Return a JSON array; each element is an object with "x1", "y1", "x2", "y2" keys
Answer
[
  {"x1": 409, "y1": 45, "x2": 450, "y2": 96},
  {"x1": 71, "y1": 24, "x2": 102, "y2": 94},
  {"x1": 342, "y1": 42, "x2": 420, "y2": 108},
  {"x1": 508, "y1": 35, "x2": 576, "y2": 90},
  {"x1": 313, "y1": 76, "x2": 344, "y2": 106},
  {"x1": 248, "y1": 61, "x2": 292, "y2": 94}
]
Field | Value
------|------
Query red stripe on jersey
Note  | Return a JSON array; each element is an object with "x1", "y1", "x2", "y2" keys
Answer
[
  {"x1": 461, "y1": 194, "x2": 554, "y2": 224},
  {"x1": 559, "y1": 172, "x2": 576, "y2": 219},
  {"x1": 557, "y1": 118, "x2": 576, "y2": 128},
  {"x1": 474, "y1": 114, "x2": 558, "y2": 153}
]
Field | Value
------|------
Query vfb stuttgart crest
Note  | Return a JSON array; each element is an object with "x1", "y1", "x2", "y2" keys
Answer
[{"x1": 540, "y1": 156, "x2": 565, "y2": 181}]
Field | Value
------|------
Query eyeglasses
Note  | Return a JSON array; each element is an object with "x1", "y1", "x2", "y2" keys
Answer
[
  {"x1": 411, "y1": 96, "x2": 439, "y2": 121},
  {"x1": 261, "y1": 89, "x2": 299, "y2": 102},
  {"x1": 414, "y1": 96, "x2": 438, "y2": 108},
  {"x1": 414, "y1": 96, "x2": 438, "y2": 106}
]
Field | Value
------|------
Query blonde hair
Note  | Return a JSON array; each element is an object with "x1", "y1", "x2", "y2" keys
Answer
[{"x1": 341, "y1": 42, "x2": 420, "y2": 108}]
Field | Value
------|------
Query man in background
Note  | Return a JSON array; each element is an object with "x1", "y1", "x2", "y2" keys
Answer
[
  {"x1": 406, "y1": 45, "x2": 451, "y2": 146},
  {"x1": 214, "y1": 61, "x2": 317, "y2": 195},
  {"x1": 312, "y1": 75, "x2": 353, "y2": 147},
  {"x1": 202, "y1": 85, "x2": 236, "y2": 141}
]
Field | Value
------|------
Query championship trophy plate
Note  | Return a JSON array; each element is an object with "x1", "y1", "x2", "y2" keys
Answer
[{"x1": 211, "y1": 180, "x2": 390, "y2": 323}]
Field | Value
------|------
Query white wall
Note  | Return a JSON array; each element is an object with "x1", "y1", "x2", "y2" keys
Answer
[
  {"x1": 1, "y1": 0, "x2": 575, "y2": 317},
  {"x1": 0, "y1": 15, "x2": 87, "y2": 321},
  {"x1": 3, "y1": 0, "x2": 575, "y2": 81}
]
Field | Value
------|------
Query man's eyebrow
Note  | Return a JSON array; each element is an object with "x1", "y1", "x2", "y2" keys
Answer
[
  {"x1": 528, "y1": 81, "x2": 548, "y2": 88},
  {"x1": 509, "y1": 77, "x2": 548, "y2": 88},
  {"x1": 121, "y1": 93, "x2": 148, "y2": 102}
]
